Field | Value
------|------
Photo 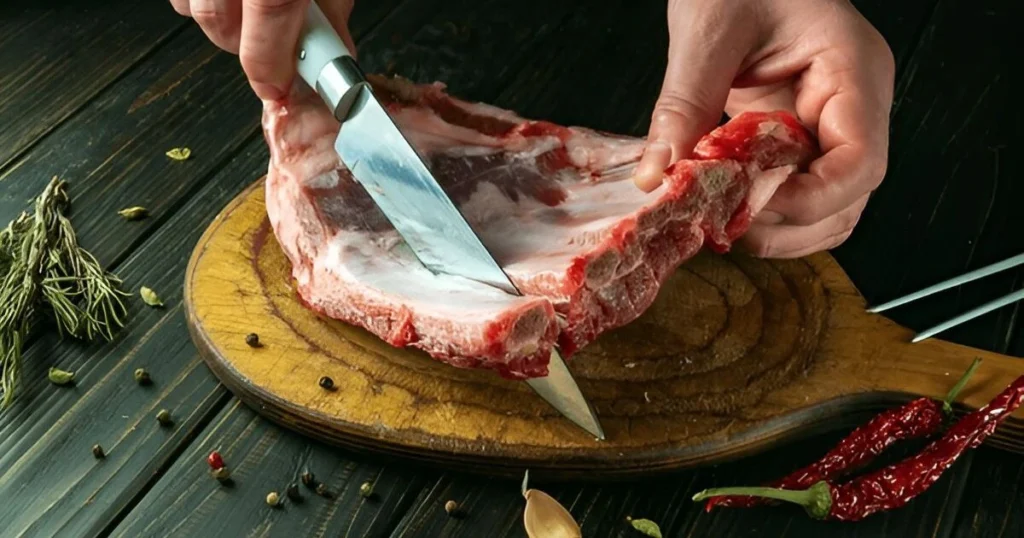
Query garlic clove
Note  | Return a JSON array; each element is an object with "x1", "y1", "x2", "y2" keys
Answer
[{"x1": 523, "y1": 488, "x2": 582, "y2": 538}]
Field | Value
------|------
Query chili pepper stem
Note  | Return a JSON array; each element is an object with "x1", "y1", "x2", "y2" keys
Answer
[
  {"x1": 692, "y1": 481, "x2": 833, "y2": 519},
  {"x1": 942, "y1": 358, "x2": 982, "y2": 415}
]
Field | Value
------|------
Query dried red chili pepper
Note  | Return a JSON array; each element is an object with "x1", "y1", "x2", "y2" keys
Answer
[
  {"x1": 693, "y1": 371, "x2": 1024, "y2": 521},
  {"x1": 705, "y1": 358, "x2": 980, "y2": 511}
]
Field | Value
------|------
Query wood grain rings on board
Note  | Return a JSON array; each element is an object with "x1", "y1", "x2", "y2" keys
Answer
[{"x1": 185, "y1": 179, "x2": 1024, "y2": 479}]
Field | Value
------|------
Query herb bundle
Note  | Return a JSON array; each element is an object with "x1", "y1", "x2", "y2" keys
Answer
[{"x1": 0, "y1": 177, "x2": 129, "y2": 408}]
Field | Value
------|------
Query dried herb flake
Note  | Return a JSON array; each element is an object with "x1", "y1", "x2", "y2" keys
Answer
[
  {"x1": 165, "y1": 147, "x2": 191, "y2": 161},
  {"x1": 628, "y1": 517, "x2": 663, "y2": 538},
  {"x1": 139, "y1": 286, "x2": 163, "y2": 307},
  {"x1": 48, "y1": 367, "x2": 75, "y2": 386},
  {"x1": 117, "y1": 206, "x2": 149, "y2": 220}
]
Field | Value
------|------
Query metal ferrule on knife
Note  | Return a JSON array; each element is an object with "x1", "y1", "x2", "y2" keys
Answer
[{"x1": 313, "y1": 56, "x2": 366, "y2": 122}]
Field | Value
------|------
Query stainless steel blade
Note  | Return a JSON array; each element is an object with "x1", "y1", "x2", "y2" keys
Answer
[
  {"x1": 526, "y1": 349, "x2": 606, "y2": 440},
  {"x1": 297, "y1": 0, "x2": 604, "y2": 441},
  {"x1": 334, "y1": 87, "x2": 518, "y2": 295},
  {"x1": 330, "y1": 86, "x2": 605, "y2": 440}
]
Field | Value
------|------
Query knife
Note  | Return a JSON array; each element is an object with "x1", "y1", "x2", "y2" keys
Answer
[{"x1": 294, "y1": 1, "x2": 605, "y2": 441}]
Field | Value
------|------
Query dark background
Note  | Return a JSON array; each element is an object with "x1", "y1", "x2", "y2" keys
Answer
[{"x1": 0, "y1": 0, "x2": 1021, "y2": 536}]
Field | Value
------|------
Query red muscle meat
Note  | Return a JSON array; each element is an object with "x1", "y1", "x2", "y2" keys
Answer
[{"x1": 262, "y1": 74, "x2": 815, "y2": 380}]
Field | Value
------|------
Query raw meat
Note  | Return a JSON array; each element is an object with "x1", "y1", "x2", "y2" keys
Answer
[{"x1": 262, "y1": 74, "x2": 816, "y2": 380}]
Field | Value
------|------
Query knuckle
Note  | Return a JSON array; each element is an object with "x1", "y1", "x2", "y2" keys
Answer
[
  {"x1": 868, "y1": 154, "x2": 889, "y2": 188},
  {"x1": 828, "y1": 229, "x2": 854, "y2": 250},
  {"x1": 651, "y1": 90, "x2": 719, "y2": 139},
  {"x1": 867, "y1": 164, "x2": 887, "y2": 192},
  {"x1": 780, "y1": 184, "x2": 832, "y2": 227},
  {"x1": 239, "y1": 52, "x2": 275, "y2": 81},
  {"x1": 246, "y1": 0, "x2": 305, "y2": 15},
  {"x1": 745, "y1": 235, "x2": 776, "y2": 259},
  {"x1": 838, "y1": 210, "x2": 861, "y2": 235},
  {"x1": 789, "y1": 202, "x2": 832, "y2": 227},
  {"x1": 191, "y1": 7, "x2": 222, "y2": 25},
  {"x1": 655, "y1": 90, "x2": 714, "y2": 121}
]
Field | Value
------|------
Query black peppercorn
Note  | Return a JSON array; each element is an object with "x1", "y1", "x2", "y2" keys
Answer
[
  {"x1": 318, "y1": 376, "x2": 335, "y2": 390},
  {"x1": 156, "y1": 409, "x2": 172, "y2": 426},
  {"x1": 301, "y1": 471, "x2": 316, "y2": 488},
  {"x1": 92, "y1": 444, "x2": 105, "y2": 459},
  {"x1": 134, "y1": 368, "x2": 152, "y2": 385},
  {"x1": 286, "y1": 483, "x2": 302, "y2": 502},
  {"x1": 245, "y1": 333, "x2": 261, "y2": 347}
]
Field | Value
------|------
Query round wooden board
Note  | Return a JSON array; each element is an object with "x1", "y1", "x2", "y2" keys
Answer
[{"x1": 185, "y1": 179, "x2": 1024, "y2": 480}]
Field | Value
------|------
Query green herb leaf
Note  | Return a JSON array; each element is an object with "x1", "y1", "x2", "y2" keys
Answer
[
  {"x1": 117, "y1": 206, "x2": 149, "y2": 221},
  {"x1": 165, "y1": 147, "x2": 191, "y2": 161},
  {"x1": 139, "y1": 286, "x2": 164, "y2": 307},
  {"x1": 47, "y1": 367, "x2": 75, "y2": 386},
  {"x1": 628, "y1": 517, "x2": 662, "y2": 538}
]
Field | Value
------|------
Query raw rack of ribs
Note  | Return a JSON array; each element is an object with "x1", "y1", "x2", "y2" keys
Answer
[{"x1": 262, "y1": 74, "x2": 816, "y2": 380}]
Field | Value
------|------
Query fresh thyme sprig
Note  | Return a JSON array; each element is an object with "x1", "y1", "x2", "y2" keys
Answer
[{"x1": 0, "y1": 177, "x2": 129, "y2": 408}]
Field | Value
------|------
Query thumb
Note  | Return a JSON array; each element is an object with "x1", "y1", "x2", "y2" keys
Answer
[{"x1": 633, "y1": 11, "x2": 753, "y2": 192}]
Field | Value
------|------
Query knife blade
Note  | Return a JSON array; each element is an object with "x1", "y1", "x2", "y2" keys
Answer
[{"x1": 295, "y1": 1, "x2": 604, "y2": 440}]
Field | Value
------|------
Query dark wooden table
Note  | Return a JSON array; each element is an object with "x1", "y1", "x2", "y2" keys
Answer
[{"x1": 1, "y1": 0, "x2": 1021, "y2": 536}]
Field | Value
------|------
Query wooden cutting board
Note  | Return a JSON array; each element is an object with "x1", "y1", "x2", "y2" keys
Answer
[{"x1": 184, "y1": 179, "x2": 1024, "y2": 480}]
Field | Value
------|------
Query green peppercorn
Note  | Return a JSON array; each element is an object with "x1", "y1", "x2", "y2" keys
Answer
[
  {"x1": 134, "y1": 368, "x2": 152, "y2": 385},
  {"x1": 266, "y1": 491, "x2": 281, "y2": 507},
  {"x1": 359, "y1": 481, "x2": 373, "y2": 498},
  {"x1": 156, "y1": 409, "x2": 172, "y2": 426}
]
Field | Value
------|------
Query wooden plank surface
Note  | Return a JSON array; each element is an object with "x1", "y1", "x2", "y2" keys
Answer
[
  {"x1": 0, "y1": 2, "x2": 407, "y2": 535},
  {"x1": 2, "y1": 0, "x2": 1021, "y2": 536},
  {"x1": 0, "y1": 0, "x2": 185, "y2": 171},
  {"x1": 111, "y1": 400, "x2": 434, "y2": 538},
  {"x1": 0, "y1": 140, "x2": 261, "y2": 537}
]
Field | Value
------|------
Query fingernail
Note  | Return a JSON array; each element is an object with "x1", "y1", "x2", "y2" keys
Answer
[{"x1": 633, "y1": 141, "x2": 672, "y2": 192}]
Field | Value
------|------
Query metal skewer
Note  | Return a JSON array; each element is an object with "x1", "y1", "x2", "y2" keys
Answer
[
  {"x1": 866, "y1": 252, "x2": 1024, "y2": 343},
  {"x1": 867, "y1": 253, "x2": 1024, "y2": 313},
  {"x1": 912, "y1": 288, "x2": 1024, "y2": 343}
]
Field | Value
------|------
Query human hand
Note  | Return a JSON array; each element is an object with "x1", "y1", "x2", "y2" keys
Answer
[
  {"x1": 170, "y1": 0, "x2": 357, "y2": 100},
  {"x1": 633, "y1": 0, "x2": 895, "y2": 258}
]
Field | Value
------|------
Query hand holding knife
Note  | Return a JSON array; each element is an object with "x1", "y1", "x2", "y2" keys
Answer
[{"x1": 294, "y1": 1, "x2": 605, "y2": 440}]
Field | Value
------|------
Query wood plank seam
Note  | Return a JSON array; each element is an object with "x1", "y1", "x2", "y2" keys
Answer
[
  {"x1": 0, "y1": 21, "x2": 190, "y2": 176},
  {"x1": 95, "y1": 390, "x2": 235, "y2": 537}
]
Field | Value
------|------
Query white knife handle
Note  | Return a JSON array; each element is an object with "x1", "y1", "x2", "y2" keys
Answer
[{"x1": 297, "y1": 1, "x2": 366, "y2": 121}]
